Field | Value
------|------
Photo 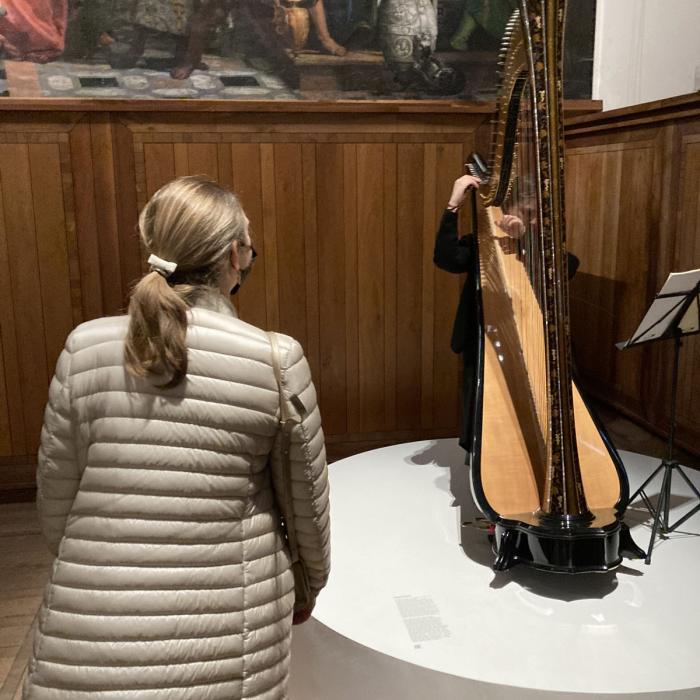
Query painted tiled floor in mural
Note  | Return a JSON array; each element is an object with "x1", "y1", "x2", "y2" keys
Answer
[
  {"x1": 0, "y1": 52, "x2": 297, "y2": 99},
  {"x1": 0, "y1": 44, "x2": 306, "y2": 100},
  {"x1": 0, "y1": 54, "x2": 501, "y2": 101},
  {"x1": 0, "y1": 14, "x2": 497, "y2": 102}
]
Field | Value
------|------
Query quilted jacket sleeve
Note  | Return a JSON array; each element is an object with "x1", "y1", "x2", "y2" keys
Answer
[
  {"x1": 270, "y1": 335, "x2": 331, "y2": 598},
  {"x1": 36, "y1": 340, "x2": 81, "y2": 555}
]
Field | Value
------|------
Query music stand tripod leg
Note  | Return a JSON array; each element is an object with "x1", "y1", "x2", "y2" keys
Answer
[
  {"x1": 628, "y1": 462, "x2": 665, "y2": 508},
  {"x1": 663, "y1": 465, "x2": 675, "y2": 531},
  {"x1": 645, "y1": 460, "x2": 674, "y2": 565}
]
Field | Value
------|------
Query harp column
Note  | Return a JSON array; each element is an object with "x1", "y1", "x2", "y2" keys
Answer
[{"x1": 523, "y1": 0, "x2": 593, "y2": 524}]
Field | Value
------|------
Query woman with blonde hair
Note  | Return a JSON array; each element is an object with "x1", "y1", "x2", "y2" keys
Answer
[{"x1": 24, "y1": 176, "x2": 330, "y2": 699}]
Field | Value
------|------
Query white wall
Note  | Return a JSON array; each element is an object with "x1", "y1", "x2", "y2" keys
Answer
[{"x1": 593, "y1": 0, "x2": 700, "y2": 110}]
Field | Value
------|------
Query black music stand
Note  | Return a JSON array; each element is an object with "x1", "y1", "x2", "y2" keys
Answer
[{"x1": 617, "y1": 269, "x2": 700, "y2": 564}]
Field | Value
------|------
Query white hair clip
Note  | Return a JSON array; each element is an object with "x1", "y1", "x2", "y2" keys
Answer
[{"x1": 147, "y1": 253, "x2": 178, "y2": 278}]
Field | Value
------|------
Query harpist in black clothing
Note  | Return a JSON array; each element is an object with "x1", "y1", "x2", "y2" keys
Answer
[
  {"x1": 433, "y1": 175, "x2": 580, "y2": 455},
  {"x1": 433, "y1": 175, "x2": 482, "y2": 454}
]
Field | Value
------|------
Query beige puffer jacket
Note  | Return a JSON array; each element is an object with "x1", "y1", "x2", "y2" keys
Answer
[{"x1": 24, "y1": 295, "x2": 331, "y2": 700}]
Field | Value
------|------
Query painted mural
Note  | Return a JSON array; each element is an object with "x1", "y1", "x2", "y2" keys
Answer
[{"x1": 0, "y1": 1, "x2": 596, "y2": 100}]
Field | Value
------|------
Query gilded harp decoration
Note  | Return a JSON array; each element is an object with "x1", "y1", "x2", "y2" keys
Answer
[{"x1": 467, "y1": 0, "x2": 639, "y2": 572}]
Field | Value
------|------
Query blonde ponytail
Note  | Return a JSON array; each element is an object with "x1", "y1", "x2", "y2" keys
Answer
[
  {"x1": 124, "y1": 176, "x2": 247, "y2": 388},
  {"x1": 125, "y1": 272, "x2": 189, "y2": 388}
]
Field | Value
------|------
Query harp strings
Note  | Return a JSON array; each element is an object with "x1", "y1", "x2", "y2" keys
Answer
[{"x1": 500, "y1": 81, "x2": 549, "y2": 437}]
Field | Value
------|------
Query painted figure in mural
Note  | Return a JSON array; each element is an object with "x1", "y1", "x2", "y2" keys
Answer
[
  {"x1": 109, "y1": 0, "x2": 231, "y2": 79},
  {"x1": 335, "y1": 0, "x2": 377, "y2": 43},
  {"x1": 449, "y1": 0, "x2": 516, "y2": 51},
  {"x1": 65, "y1": 0, "x2": 117, "y2": 59},
  {"x1": 308, "y1": 0, "x2": 346, "y2": 55},
  {"x1": 274, "y1": 0, "x2": 346, "y2": 56},
  {"x1": 111, "y1": 0, "x2": 345, "y2": 79},
  {"x1": 378, "y1": 0, "x2": 463, "y2": 94},
  {"x1": 0, "y1": 0, "x2": 68, "y2": 62}
]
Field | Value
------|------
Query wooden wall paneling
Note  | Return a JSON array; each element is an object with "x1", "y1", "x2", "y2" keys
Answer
[
  {"x1": 231, "y1": 143, "x2": 267, "y2": 331},
  {"x1": 271, "y1": 143, "x2": 307, "y2": 347},
  {"x1": 0, "y1": 144, "x2": 48, "y2": 455},
  {"x1": 216, "y1": 142, "x2": 241, "y2": 317},
  {"x1": 217, "y1": 142, "x2": 234, "y2": 191},
  {"x1": 587, "y1": 145, "x2": 623, "y2": 382},
  {"x1": 420, "y1": 144, "x2": 437, "y2": 429},
  {"x1": 382, "y1": 144, "x2": 398, "y2": 433},
  {"x1": 0, "y1": 176, "x2": 21, "y2": 456},
  {"x1": 316, "y1": 144, "x2": 347, "y2": 436},
  {"x1": 638, "y1": 128, "x2": 670, "y2": 431},
  {"x1": 679, "y1": 343, "x2": 700, "y2": 451},
  {"x1": 356, "y1": 144, "x2": 386, "y2": 433},
  {"x1": 673, "y1": 125, "x2": 700, "y2": 445},
  {"x1": 680, "y1": 246, "x2": 700, "y2": 425},
  {"x1": 432, "y1": 143, "x2": 464, "y2": 429},
  {"x1": 27, "y1": 142, "x2": 74, "y2": 376},
  {"x1": 395, "y1": 143, "x2": 425, "y2": 430},
  {"x1": 0, "y1": 459, "x2": 40, "y2": 489},
  {"x1": 173, "y1": 143, "x2": 189, "y2": 178},
  {"x1": 654, "y1": 125, "x2": 680, "y2": 284},
  {"x1": 90, "y1": 115, "x2": 123, "y2": 315},
  {"x1": 621, "y1": 123, "x2": 700, "y2": 450},
  {"x1": 567, "y1": 137, "x2": 657, "y2": 414},
  {"x1": 639, "y1": 125, "x2": 677, "y2": 439},
  {"x1": 187, "y1": 143, "x2": 220, "y2": 181},
  {"x1": 259, "y1": 143, "x2": 280, "y2": 331},
  {"x1": 142, "y1": 142, "x2": 176, "y2": 204},
  {"x1": 673, "y1": 127, "x2": 700, "y2": 270},
  {"x1": 343, "y1": 144, "x2": 360, "y2": 435},
  {"x1": 611, "y1": 140, "x2": 657, "y2": 414},
  {"x1": 140, "y1": 140, "x2": 177, "y2": 277},
  {"x1": 69, "y1": 119, "x2": 104, "y2": 321},
  {"x1": 111, "y1": 120, "x2": 142, "y2": 305},
  {"x1": 301, "y1": 143, "x2": 321, "y2": 390},
  {"x1": 0, "y1": 329, "x2": 12, "y2": 456},
  {"x1": 132, "y1": 137, "x2": 146, "y2": 250},
  {"x1": 567, "y1": 146, "x2": 622, "y2": 389},
  {"x1": 566, "y1": 98, "x2": 700, "y2": 455},
  {"x1": 171, "y1": 141, "x2": 220, "y2": 180},
  {"x1": 566, "y1": 148, "x2": 596, "y2": 378},
  {"x1": 58, "y1": 139, "x2": 84, "y2": 328}
]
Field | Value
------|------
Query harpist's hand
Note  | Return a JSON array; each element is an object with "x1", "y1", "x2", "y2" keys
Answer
[
  {"x1": 495, "y1": 214, "x2": 526, "y2": 238},
  {"x1": 447, "y1": 175, "x2": 481, "y2": 211}
]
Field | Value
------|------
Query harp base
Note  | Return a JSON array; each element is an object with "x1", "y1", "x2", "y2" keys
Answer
[{"x1": 492, "y1": 510, "x2": 623, "y2": 574}]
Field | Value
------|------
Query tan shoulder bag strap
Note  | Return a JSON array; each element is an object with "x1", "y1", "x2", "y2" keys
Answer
[
  {"x1": 268, "y1": 332, "x2": 300, "y2": 564},
  {"x1": 268, "y1": 332, "x2": 314, "y2": 610}
]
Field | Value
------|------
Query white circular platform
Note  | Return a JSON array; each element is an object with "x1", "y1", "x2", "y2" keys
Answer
[{"x1": 311, "y1": 440, "x2": 700, "y2": 696}]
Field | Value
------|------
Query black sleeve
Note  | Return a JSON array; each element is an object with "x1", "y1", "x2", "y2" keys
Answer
[
  {"x1": 567, "y1": 252, "x2": 580, "y2": 281},
  {"x1": 433, "y1": 209, "x2": 472, "y2": 274}
]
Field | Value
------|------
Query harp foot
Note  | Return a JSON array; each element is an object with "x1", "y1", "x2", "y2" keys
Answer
[
  {"x1": 619, "y1": 522, "x2": 646, "y2": 560},
  {"x1": 492, "y1": 511, "x2": 625, "y2": 574},
  {"x1": 492, "y1": 528, "x2": 518, "y2": 571}
]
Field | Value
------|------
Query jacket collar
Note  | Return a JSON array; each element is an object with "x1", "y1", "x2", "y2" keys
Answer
[{"x1": 190, "y1": 288, "x2": 239, "y2": 319}]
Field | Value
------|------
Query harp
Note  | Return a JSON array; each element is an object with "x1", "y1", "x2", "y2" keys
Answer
[{"x1": 467, "y1": 0, "x2": 637, "y2": 572}]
